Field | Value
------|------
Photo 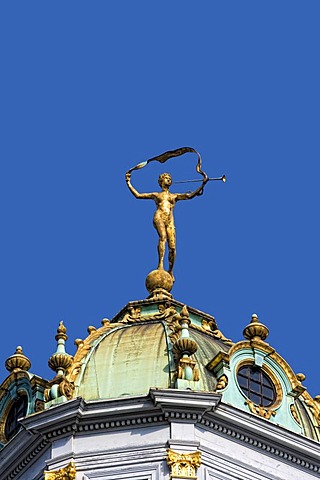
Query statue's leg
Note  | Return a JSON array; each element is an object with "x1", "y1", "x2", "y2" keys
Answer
[
  {"x1": 167, "y1": 225, "x2": 176, "y2": 281},
  {"x1": 153, "y1": 216, "x2": 166, "y2": 270}
]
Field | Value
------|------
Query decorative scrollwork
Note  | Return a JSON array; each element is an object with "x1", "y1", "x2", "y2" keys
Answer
[{"x1": 245, "y1": 400, "x2": 276, "y2": 419}]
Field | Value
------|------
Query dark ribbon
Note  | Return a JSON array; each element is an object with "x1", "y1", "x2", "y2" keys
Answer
[{"x1": 127, "y1": 147, "x2": 208, "y2": 196}]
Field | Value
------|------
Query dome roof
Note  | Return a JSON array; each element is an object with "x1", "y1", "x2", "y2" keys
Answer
[
  {"x1": 39, "y1": 298, "x2": 320, "y2": 443},
  {"x1": 71, "y1": 299, "x2": 231, "y2": 400}
]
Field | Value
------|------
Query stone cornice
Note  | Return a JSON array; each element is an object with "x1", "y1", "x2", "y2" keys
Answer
[
  {"x1": 2, "y1": 392, "x2": 320, "y2": 478},
  {"x1": 150, "y1": 388, "x2": 221, "y2": 422},
  {"x1": 22, "y1": 395, "x2": 166, "y2": 440},
  {"x1": 0, "y1": 429, "x2": 49, "y2": 480},
  {"x1": 200, "y1": 402, "x2": 320, "y2": 474}
]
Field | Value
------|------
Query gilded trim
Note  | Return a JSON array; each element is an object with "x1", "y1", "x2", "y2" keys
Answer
[
  {"x1": 245, "y1": 400, "x2": 276, "y2": 419},
  {"x1": 302, "y1": 390, "x2": 320, "y2": 427},
  {"x1": 290, "y1": 404, "x2": 301, "y2": 425}
]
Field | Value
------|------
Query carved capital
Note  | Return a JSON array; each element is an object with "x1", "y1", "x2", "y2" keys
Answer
[
  {"x1": 166, "y1": 449, "x2": 201, "y2": 479},
  {"x1": 44, "y1": 462, "x2": 76, "y2": 480}
]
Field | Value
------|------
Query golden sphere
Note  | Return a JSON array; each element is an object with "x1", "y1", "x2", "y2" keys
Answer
[{"x1": 145, "y1": 269, "x2": 173, "y2": 293}]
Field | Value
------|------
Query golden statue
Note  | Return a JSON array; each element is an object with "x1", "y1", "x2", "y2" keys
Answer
[
  {"x1": 126, "y1": 147, "x2": 225, "y2": 291},
  {"x1": 125, "y1": 170, "x2": 207, "y2": 281}
]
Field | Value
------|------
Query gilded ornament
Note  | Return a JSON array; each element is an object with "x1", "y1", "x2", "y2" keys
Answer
[
  {"x1": 120, "y1": 302, "x2": 181, "y2": 325},
  {"x1": 216, "y1": 374, "x2": 228, "y2": 390},
  {"x1": 201, "y1": 318, "x2": 215, "y2": 331},
  {"x1": 146, "y1": 269, "x2": 174, "y2": 295},
  {"x1": 201, "y1": 318, "x2": 232, "y2": 343},
  {"x1": 245, "y1": 400, "x2": 276, "y2": 419},
  {"x1": 5, "y1": 346, "x2": 31, "y2": 373},
  {"x1": 314, "y1": 395, "x2": 320, "y2": 405},
  {"x1": 177, "y1": 357, "x2": 200, "y2": 382},
  {"x1": 191, "y1": 322, "x2": 233, "y2": 346},
  {"x1": 87, "y1": 326, "x2": 97, "y2": 334},
  {"x1": 44, "y1": 461, "x2": 76, "y2": 480},
  {"x1": 290, "y1": 404, "x2": 301, "y2": 424},
  {"x1": 48, "y1": 322, "x2": 73, "y2": 376},
  {"x1": 101, "y1": 318, "x2": 110, "y2": 326},
  {"x1": 121, "y1": 306, "x2": 142, "y2": 323},
  {"x1": 48, "y1": 353, "x2": 73, "y2": 374},
  {"x1": 302, "y1": 392, "x2": 320, "y2": 426},
  {"x1": 211, "y1": 329, "x2": 233, "y2": 344},
  {"x1": 243, "y1": 314, "x2": 269, "y2": 342},
  {"x1": 67, "y1": 362, "x2": 83, "y2": 385},
  {"x1": 58, "y1": 378, "x2": 75, "y2": 400},
  {"x1": 171, "y1": 306, "x2": 200, "y2": 383},
  {"x1": 46, "y1": 322, "x2": 75, "y2": 402},
  {"x1": 157, "y1": 302, "x2": 180, "y2": 321},
  {"x1": 34, "y1": 399, "x2": 45, "y2": 412},
  {"x1": 168, "y1": 319, "x2": 182, "y2": 344},
  {"x1": 166, "y1": 449, "x2": 201, "y2": 479},
  {"x1": 173, "y1": 338, "x2": 198, "y2": 357}
]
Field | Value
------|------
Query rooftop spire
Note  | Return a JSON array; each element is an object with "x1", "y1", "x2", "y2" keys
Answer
[{"x1": 48, "y1": 321, "x2": 72, "y2": 376}]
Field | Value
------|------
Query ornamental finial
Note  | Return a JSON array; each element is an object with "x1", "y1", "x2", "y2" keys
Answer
[
  {"x1": 5, "y1": 346, "x2": 31, "y2": 373},
  {"x1": 48, "y1": 321, "x2": 73, "y2": 376},
  {"x1": 243, "y1": 313, "x2": 269, "y2": 342}
]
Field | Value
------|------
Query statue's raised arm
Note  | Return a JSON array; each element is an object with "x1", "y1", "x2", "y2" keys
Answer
[{"x1": 125, "y1": 172, "x2": 155, "y2": 200}]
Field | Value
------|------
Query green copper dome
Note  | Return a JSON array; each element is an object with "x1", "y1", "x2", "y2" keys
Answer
[{"x1": 72, "y1": 299, "x2": 231, "y2": 400}]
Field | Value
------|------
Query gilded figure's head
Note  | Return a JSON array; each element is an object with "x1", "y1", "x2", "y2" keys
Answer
[{"x1": 158, "y1": 172, "x2": 172, "y2": 188}]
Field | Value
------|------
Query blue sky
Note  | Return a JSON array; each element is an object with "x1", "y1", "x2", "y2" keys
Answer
[{"x1": 1, "y1": 2, "x2": 319, "y2": 398}]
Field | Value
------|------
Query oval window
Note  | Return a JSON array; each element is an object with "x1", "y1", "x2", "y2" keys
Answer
[
  {"x1": 237, "y1": 365, "x2": 276, "y2": 407},
  {"x1": 4, "y1": 395, "x2": 28, "y2": 441}
]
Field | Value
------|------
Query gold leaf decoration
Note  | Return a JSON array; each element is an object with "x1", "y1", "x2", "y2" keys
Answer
[
  {"x1": 44, "y1": 462, "x2": 76, "y2": 480},
  {"x1": 166, "y1": 449, "x2": 201, "y2": 479}
]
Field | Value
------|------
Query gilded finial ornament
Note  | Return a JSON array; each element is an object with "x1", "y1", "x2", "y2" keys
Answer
[
  {"x1": 5, "y1": 346, "x2": 31, "y2": 373},
  {"x1": 126, "y1": 147, "x2": 225, "y2": 291},
  {"x1": 296, "y1": 373, "x2": 306, "y2": 382},
  {"x1": 243, "y1": 313, "x2": 269, "y2": 342},
  {"x1": 172, "y1": 306, "x2": 200, "y2": 384},
  {"x1": 48, "y1": 321, "x2": 73, "y2": 376},
  {"x1": 45, "y1": 322, "x2": 74, "y2": 403}
]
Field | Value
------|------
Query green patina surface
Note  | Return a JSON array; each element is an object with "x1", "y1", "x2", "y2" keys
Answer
[
  {"x1": 74, "y1": 316, "x2": 228, "y2": 400},
  {"x1": 76, "y1": 323, "x2": 171, "y2": 399}
]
